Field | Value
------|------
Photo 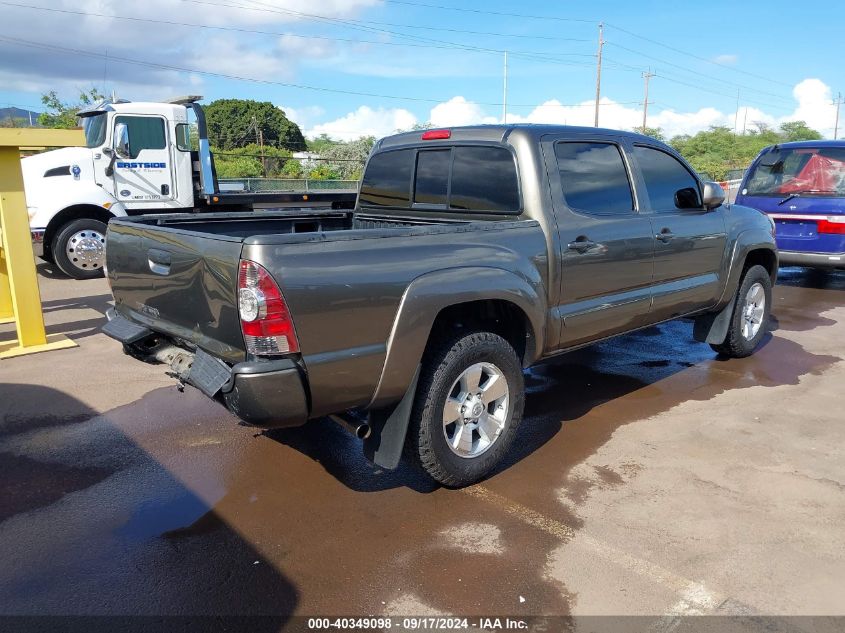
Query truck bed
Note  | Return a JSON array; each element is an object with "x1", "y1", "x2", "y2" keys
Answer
[{"x1": 106, "y1": 209, "x2": 544, "y2": 392}]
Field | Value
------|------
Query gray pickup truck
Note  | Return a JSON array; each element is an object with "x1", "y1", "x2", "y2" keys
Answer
[{"x1": 103, "y1": 125, "x2": 777, "y2": 486}]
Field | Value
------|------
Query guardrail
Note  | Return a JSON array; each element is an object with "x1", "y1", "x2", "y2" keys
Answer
[{"x1": 218, "y1": 178, "x2": 360, "y2": 193}]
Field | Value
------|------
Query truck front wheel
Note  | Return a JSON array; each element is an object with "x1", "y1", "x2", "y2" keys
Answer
[
  {"x1": 709, "y1": 264, "x2": 772, "y2": 358},
  {"x1": 407, "y1": 330, "x2": 525, "y2": 487},
  {"x1": 52, "y1": 218, "x2": 107, "y2": 280}
]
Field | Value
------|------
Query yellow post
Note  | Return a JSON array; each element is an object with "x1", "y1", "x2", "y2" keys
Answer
[{"x1": 0, "y1": 128, "x2": 84, "y2": 358}]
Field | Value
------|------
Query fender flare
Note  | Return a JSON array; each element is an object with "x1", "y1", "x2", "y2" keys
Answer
[
  {"x1": 368, "y1": 266, "x2": 546, "y2": 410},
  {"x1": 716, "y1": 228, "x2": 777, "y2": 306},
  {"x1": 694, "y1": 228, "x2": 777, "y2": 344}
]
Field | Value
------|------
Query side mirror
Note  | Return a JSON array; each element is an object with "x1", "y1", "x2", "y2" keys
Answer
[
  {"x1": 674, "y1": 187, "x2": 701, "y2": 209},
  {"x1": 114, "y1": 123, "x2": 130, "y2": 158},
  {"x1": 702, "y1": 181, "x2": 726, "y2": 210}
]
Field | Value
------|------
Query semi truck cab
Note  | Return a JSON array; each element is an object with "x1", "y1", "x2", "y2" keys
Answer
[{"x1": 21, "y1": 96, "x2": 356, "y2": 279}]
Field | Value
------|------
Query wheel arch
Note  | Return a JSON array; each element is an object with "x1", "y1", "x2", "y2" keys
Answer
[{"x1": 367, "y1": 267, "x2": 546, "y2": 410}]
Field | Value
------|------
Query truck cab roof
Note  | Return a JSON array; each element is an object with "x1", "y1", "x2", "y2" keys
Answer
[{"x1": 376, "y1": 123, "x2": 667, "y2": 151}]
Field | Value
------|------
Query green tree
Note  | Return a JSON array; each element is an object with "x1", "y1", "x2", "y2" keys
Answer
[
  {"x1": 778, "y1": 120, "x2": 823, "y2": 142},
  {"x1": 214, "y1": 155, "x2": 264, "y2": 179},
  {"x1": 668, "y1": 122, "x2": 822, "y2": 181},
  {"x1": 212, "y1": 143, "x2": 293, "y2": 177},
  {"x1": 205, "y1": 99, "x2": 306, "y2": 151},
  {"x1": 280, "y1": 159, "x2": 304, "y2": 178},
  {"x1": 38, "y1": 88, "x2": 105, "y2": 128},
  {"x1": 308, "y1": 164, "x2": 341, "y2": 180},
  {"x1": 632, "y1": 126, "x2": 666, "y2": 142},
  {"x1": 319, "y1": 136, "x2": 375, "y2": 179},
  {"x1": 306, "y1": 133, "x2": 337, "y2": 154}
]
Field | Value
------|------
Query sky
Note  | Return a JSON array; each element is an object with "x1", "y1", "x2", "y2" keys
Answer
[{"x1": 0, "y1": 0, "x2": 843, "y2": 141}]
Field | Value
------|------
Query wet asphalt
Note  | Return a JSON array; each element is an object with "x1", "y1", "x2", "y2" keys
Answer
[{"x1": 0, "y1": 265, "x2": 843, "y2": 624}]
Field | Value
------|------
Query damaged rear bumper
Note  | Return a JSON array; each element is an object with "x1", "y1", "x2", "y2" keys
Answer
[{"x1": 102, "y1": 309, "x2": 309, "y2": 428}]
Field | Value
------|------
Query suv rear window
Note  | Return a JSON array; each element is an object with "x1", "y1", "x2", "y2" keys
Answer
[
  {"x1": 745, "y1": 146, "x2": 845, "y2": 197},
  {"x1": 360, "y1": 145, "x2": 520, "y2": 213}
]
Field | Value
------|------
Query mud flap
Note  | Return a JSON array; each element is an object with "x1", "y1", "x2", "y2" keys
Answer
[
  {"x1": 363, "y1": 365, "x2": 420, "y2": 470},
  {"x1": 693, "y1": 296, "x2": 736, "y2": 345}
]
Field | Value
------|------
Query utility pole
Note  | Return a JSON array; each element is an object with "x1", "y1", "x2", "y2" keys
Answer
[
  {"x1": 641, "y1": 68, "x2": 655, "y2": 131},
  {"x1": 834, "y1": 92, "x2": 843, "y2": 140},
  {"x1": 734, "y1": 89, "x2": 740, "y2": 135},
  {"x1": 502, "y1": 51, "x2": 508, "y2": 124},
  {"x1": 594, "y1": 22, "x2": 604, "y2": 127},
  {"x1": 252, "y1": 116, "x2": 267, "y2": 177}
]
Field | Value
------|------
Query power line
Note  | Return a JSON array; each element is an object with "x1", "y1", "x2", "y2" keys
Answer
[
  {"x1": 355, "y1": 1, "x2": 794, "y2": 96},
  {"x1": 0, "y1": 34, "x2": 629, "y2": 109},
  {"x1": 605, "y1": 41, "x2": 793, "y2": 104},
  {"x1": 382, "y1": 0, "x2": 595, "y2": 23},
  {"x1": 171, "y1": 0, "x2": 601, "y2": 71},
  {"x1": 195, "y1": 0, "x2": 589, "y2": 43},
  {"x1": 0, "y1": 1, "x2": 595, "y2": 64},
  {"x1": 603, "y1": 22, "x2": 793, "y2": 89},
  {"x1": 602, "y1": 56, "x2": 793, "y2": 112}
]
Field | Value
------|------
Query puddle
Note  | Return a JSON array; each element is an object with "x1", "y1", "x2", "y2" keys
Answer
[{"x1": 0, "y1": 452, "x2": 113, "y2": 523}]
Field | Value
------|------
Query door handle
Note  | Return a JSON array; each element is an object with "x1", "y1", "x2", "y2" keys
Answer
[
  {"x1": 567, "y1": 238, "x2": 597, "y2": 253},
  {"x1": 147, "y1": 248, "x2": 171, "y2": 275},
  {"x1": 655, "y1": 229, "x2": 675, "y2": 243}
]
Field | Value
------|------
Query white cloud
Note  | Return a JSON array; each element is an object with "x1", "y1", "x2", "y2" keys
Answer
[
  {"x1": 280, "y1": 104, "x2": 325, "y2": 130},
  {"x1": 429, "y1": 96, "x2": 498, "y2": 127},
  {"x1": 307, "y1": 105, "x2": 418, "y2": 140},
  {"x1": 713, "y1": 54, "x2": 739, "y2": 65},
  {"x1": 296, "y1": 78, "x2": 842, "y2": 143},
  {"x1": 788, "y1": 78, "x2": 834, "y2": 134},
  {"x1": 503, "y1": 78, "x2": 838, "y2": 139},
  {"x1": 0, "y1": 0, "x2": 379, "y2": 98}
]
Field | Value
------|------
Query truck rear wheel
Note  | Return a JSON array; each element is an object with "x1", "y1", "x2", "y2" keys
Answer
[
  {"x1": 710, "y1": 264, "x2": 772, "y2": 358},
  {"x1": 52, "y1": 218, "x2": 107, "y2": 280},
  {"x1": 407, "y1": 330, "x2": 525, "y2": 487}
]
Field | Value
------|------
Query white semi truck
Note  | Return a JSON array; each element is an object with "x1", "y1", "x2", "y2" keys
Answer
[{"x1": 22, "y1": 96, "x2": 356, "y2": 279}]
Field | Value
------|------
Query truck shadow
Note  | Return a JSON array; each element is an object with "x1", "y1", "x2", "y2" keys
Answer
[{"x1": 0, "y1": 383, "x2": 298, "y2": 626}]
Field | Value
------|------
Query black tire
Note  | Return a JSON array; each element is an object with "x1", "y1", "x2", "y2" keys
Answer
[
  {"x1": 710, "y1": 264, "x2": 772, "y2": 358},
  {"x1": 406, "y1": 330, "x2": 525, "y2": 487},
  {"x1": 52, "y1": 218, "x2": 107, "y2": 280}
]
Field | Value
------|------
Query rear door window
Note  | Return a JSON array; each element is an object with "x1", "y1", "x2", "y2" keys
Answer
[
  {"x1": 634, "y1": 145, "x2": 702, "y2": 211},
  {"x1": 449, "y1": 146, "x2": 520, "y2": 212},
  {"x1": 555, "y1": 142, "x2": 634, "y2": 215},
  {"x1": 359, "y1": 149, "x2": 414, "y2": 208}
]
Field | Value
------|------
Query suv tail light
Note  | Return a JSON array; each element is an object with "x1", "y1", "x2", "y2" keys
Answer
[
  {"x1": 238, "y1": 260, "x2": 299, "y2": 355},
  {"x1": 818, "y1": 217, "x2": 845, "y2": 235}
]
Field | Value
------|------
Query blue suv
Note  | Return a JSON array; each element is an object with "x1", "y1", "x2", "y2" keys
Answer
[{"x1": 736, "y1": 141, "x2": 845, "y2": 268}]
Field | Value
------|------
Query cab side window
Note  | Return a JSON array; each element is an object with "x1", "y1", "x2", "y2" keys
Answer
[
  {"x1": 634, "y1": 145, "x2": 702, "y2": 211},
  {"x1": 555, "y1": 142, "x2": 634, "y2": 215},
  {"x1": 114, "y1": 116, "x2": 166, "y2": 159}
]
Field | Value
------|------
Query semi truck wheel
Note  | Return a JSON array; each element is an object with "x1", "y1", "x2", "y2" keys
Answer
[
  {"x1": 52, "y1": 218, "x2": 108, "y2": 280},
  {"x1": 710, "y1": 264, "x2": 772, "y2": 358},
  {"x1": 407, "y1": 330, "x2": 524, "y2": 487}
]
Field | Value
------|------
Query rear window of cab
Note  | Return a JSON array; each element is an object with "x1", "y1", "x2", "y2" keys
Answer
[{"x1": 359, "y1": 145, "x2": 521, "y2": 213}]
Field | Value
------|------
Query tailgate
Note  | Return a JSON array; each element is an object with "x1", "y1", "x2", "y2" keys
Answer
[{"x1": 106, "y1": 219, "x2": 246, "y2": 364}]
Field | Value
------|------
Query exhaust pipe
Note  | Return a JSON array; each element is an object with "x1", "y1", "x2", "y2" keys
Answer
[{"x1": 329, "y1": 413, "x2": 371, "y2": 440}]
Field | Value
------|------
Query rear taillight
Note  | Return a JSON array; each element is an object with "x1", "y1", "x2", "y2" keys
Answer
[
  {"x1": 238, "y1": 260, "x2": 299, "y2": 355},
  {"x1": 818, "y1": 217, "x2": 845, "y2": 235}
]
